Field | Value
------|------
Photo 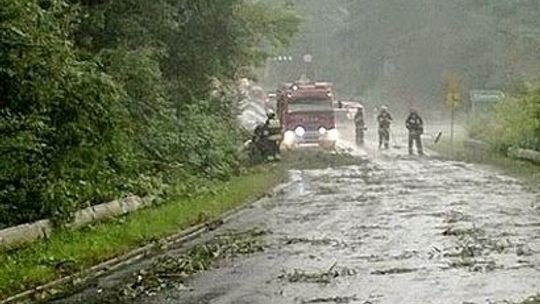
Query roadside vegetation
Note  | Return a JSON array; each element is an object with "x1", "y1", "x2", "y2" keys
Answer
[
  {"x1": 0, "y1": 165, "x2": 285, "y2": 300},
  {"x1": 468, "y1": 86, "x2": 540, "y2": 153},
  {"x1": 0, "y1": 0, "x2": 300, "y2": 227},
  {"x1": 0, "y1": 149, "x2": 362, "y2": 301},
  {"x1": 0, "y1": 0, "x2": 299, "y2": 298},
  {"x1": 428, "y1": 84, "x2": 540, "y2": 186}
]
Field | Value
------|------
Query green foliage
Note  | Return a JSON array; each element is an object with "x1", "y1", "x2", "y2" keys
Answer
[
  {"x1": 0, "y1": 0, "x2": 300, "y2": 226},
  {"x1": 232, "y1": 1, "x2": 302, "y2": 77},
  {"x1": 0, "y1": 166, "x2": 285, "y2": 299},
  {"x1": 0, "y1": 0, "x2": 125, "y2": 224},
  {"x1": 468, "y1": 87, "x2": 540, "y2": 153}
]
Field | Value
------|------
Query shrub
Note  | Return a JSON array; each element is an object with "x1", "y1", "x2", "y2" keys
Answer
[
  {"x1": 0, "y1": 0, "x2": 125, "y2": 225},
  {"x1": 0, "y1": 0, "x2": 300, "y2": 226},
  {"x1": 468, "y1": 87, "x2": 540, "y2": 153}
]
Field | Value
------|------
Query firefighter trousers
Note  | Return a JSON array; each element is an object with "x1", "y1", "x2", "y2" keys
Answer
[
  {"x1": 378, "y1": 128, "x2": 390, "y2": 149},
  {"x1": 408, "y1": 133, "x2": 423, "y2": 155}
]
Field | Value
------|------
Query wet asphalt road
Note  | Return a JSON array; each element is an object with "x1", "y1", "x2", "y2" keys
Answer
[
  {"x1": 138, "y1": 151, "x2": 538, "y2": 304},
  {"x1": 56, "y1": 133, "x2": 539, "y2": 304}
]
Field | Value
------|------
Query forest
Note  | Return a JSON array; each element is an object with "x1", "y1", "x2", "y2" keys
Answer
[{"x1": 0, "y1": 0, "x2": 300, "y2": 226}]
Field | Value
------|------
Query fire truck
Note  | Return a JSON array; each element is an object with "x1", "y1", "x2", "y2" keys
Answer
[{"x1": 277, "y1": 81, "x2": 338, "y2": 149}]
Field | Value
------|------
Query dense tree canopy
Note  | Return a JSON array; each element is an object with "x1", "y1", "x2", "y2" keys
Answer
[{"x1": 0, "y1": 0, "x2": 300, "y2": 226}]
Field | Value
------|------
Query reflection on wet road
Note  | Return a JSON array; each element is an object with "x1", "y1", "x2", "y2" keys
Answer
[{"x1": 139, "y1": 153, "x2": 539, "y2": 304}]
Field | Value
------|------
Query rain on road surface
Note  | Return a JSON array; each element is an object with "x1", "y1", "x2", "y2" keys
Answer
[{"x1": 58, "y1": 145, "x2": 540, "y2": 304}]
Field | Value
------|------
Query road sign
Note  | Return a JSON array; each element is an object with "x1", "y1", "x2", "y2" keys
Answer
[
  {"x1": 470, "y1": 90, "x2": 504, "y2": 113},
  {"x1": 470, "y1": 90, "x2": 504, "y2": 103},
  {"x1": 445, "y1": 72, "x2": 462, "y2": 109},
  {"x1": 446, "y1": 92, "x2": 461, "y2": 109}
]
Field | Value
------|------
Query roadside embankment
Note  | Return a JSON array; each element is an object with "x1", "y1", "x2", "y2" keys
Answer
[
  {"x1": 428, "y1": 137, "x2": 540, "y2": 187},
  {"x1": 0, "y1": 165, "x2": 287, "y2": 302},
  {"x1": 0, "y1": 150, "x2": 364, "y2": 303}
]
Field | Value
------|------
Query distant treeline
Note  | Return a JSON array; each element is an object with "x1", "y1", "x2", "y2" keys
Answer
[
  {"x1": 0, "y1": 0, "x2": 300, "y2": 226},
  {"x1": 270, "y1": 0, "x2": 540, "y2": 109}
]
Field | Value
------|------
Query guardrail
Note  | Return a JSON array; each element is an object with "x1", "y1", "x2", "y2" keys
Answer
[
  {"x1": 508, "y1": 147, "x2": 540, "y2": 164},
  {"x1": 0, "y1": 196, "x2": 157, "y2": 249}
]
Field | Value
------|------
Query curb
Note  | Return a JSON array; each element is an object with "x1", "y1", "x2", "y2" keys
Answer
[{"x1": 1, "y1": 178, "x2": 292, "y2": 304}]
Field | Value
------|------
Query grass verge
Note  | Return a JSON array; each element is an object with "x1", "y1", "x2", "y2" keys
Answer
[
  {"x1": 0, "y1": 165, "x2": 286, "y2": 300},
  {"x1": 428, "y1": 138, "x2": 540, "y2": 187}
]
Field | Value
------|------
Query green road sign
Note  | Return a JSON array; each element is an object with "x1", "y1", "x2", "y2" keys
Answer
[{"x1": 470, "y1": 90, "x2": 505, "y2": 112}]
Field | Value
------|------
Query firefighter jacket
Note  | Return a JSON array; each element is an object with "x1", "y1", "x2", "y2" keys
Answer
[
  {"x1": 377, "y1": 111, "x2": 393, "y2": 129},
  {"x1": 406, "y1": 113, "x2": 424, "y2": 135}
]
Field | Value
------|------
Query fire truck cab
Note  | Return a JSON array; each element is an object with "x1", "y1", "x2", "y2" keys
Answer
[{"x1": 277, "y1": 81, "x2": 338, "y2": 149}]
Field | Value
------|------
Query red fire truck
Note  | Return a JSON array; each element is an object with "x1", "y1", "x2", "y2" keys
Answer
[{"x1": 277, "y1": 81, "x2": 338, "y2": 149}]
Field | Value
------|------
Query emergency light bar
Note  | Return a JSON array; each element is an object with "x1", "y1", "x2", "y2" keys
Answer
[
  {"x1": 314, "y1": 82, "x2": 333, "y2": 88},
  {"x1": 284, "y1": 81, "x2": 333, "y2": 90},
  {"x1": 280, "y1": 81, "x2": 334, "y2": 100}
]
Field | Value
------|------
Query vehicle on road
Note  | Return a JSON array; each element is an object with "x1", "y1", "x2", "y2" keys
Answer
[{"x1": 277, "y1": 81, "x2": 338, "y2": 149}]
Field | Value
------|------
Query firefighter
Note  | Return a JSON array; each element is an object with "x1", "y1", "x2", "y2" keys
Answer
[
  {"x1": 254, "y1": 110, "x2": 281, "y2": 161},
  {"x1": 354, "y1": 107, "x2": 365, "y2": 145},
  {"x1": 405, "y1": 109, "x2": 424, "y2": 155},
  {"x1": 377, "y1": 106, "x2": 393, "y2": 149},
  {"x1": 266, "y1": 110, "x2": 281, "y2": 160}
]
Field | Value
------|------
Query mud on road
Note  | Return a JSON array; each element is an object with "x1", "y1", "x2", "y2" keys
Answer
[{"x1": 56, "y1": 150, "x2": 539, "y2": 304}]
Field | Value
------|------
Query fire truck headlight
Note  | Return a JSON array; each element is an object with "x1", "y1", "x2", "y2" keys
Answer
[
  {"x1": 318, "y1": 127, "x2": 327, "y2": 135},
  {"x1": 294, "y1": 126, "x2": 306, "y2": 137},
  {"x1": 327, "y1": 129, "x2": 338, "y2": 141},
  {"x1": 283, "y1": 130, "x2": 295, "y2": 145}
]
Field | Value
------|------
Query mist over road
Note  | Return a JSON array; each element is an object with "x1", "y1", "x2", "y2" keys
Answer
[{"x1": 58, "y1": 145, "x2": 539, "y2": 304}]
